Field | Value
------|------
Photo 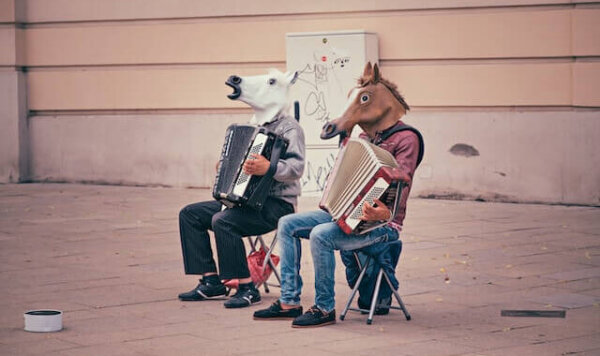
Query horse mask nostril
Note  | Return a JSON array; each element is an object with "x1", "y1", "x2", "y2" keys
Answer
[
  {"x1": 320, "y1": 122, "x2": 342, "y2": 140},
  {"x1": 231, "y1": 76, "x2": 242, "y2": 84},
  {"x1": 325, "y1": 123, "x2": 336, "y2": 134}
]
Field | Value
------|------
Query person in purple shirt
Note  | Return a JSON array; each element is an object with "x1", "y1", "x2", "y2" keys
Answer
[{"x1": 254, "y1": 62, "x2": 423, "y2": 327}]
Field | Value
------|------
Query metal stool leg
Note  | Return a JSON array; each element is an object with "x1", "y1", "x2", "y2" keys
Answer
[
  {"x1": 258, "y1": 234, "x2": 281, "y2": 289},
  {"x1": 367, "y1": 269, "x2": 384, "y2": 325},
  {"x1": 354, "y1": 252, "x2": 364, "y2": 270},
  {"x1": 262, "y1": 234, "x2": 277, "y2": 272},
  {"x1": 247, "y1": 236, "x2": 258, "y2": 252},
  {"x1": 265, "y1": 258, "x2": 281, "y2": 287},
  {"x1": 383, "y1": 272, "x2": 411, "y2": 321},
  {"x1": 245, "y1": 235, "x2": 270, "y2": 293},
  {"x1": 255, "y1": 236, "x2": 270, "y2": 293},
  {"x1": 340, "y1": 256, "x2": 372, "y2": 321},
  {"x1": 258, "y1": 236, "x2": 272, "y2": 293}
]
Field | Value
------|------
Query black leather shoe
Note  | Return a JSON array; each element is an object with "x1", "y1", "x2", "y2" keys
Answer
[
  {"x1": 254, "y1": 300, "x2": 303, "y2": 320},
  {"x1": 178, "y1": 278, "x2": 227, "y2": 301},
  {"x1": 291, "y1": 305, "x2": 336, "y2": 328}
]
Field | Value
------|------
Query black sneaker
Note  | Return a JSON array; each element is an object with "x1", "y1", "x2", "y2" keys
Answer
[
  {"x1": 291, "y1": 305, "x2": 336, "y2": 328},
  {"x1": 178, "y1": 278, "x2": 227, "y2": 301},
  {"x1": 224, "y1": 285, "x2": 261, "y2": 308},
  {"x1": 253, "y1": 300, "x2": 303, "y2": 320}
]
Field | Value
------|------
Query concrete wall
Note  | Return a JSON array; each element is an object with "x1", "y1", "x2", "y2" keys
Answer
[
  {"x1": 2, "y1": 0, "x2": 599, "y2": 205},
  {"x1": 28, "y1": 114, "x2": 241, "y2": 188},
  {"x1": 405, "y1": 110, "x2": 600, "y2": 205},
  {"x1": 0, "y1": 0, "x2": 27, "y2": 183}
]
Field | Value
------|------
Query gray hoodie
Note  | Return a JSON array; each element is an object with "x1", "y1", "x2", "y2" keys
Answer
[{"x1": 262, "y1": 115, "x2": 306, "y2": 208}]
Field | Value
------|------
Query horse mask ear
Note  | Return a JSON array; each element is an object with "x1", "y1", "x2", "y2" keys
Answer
[
  {"x1": 362, "y1": 62, "x2": 373, "y2": 78},
  {"x1": 373, "y1": 63, "x2": 381, "y2": 83},
  {"x1": 286, "y1": 71, "x2": 299, "y2": 85}
]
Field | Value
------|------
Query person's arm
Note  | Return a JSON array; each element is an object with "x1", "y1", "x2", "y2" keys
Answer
[
  {"x1": 393, "y1": 132, "x2": 420, "y2": 181},
  {"x1": 242, "y1": 154, "x2": 270, "y2": 175},
  {"x1": 360, "y1": 199, "x2": 391, "y2": 221},
  {"x1": 360, "y1": 132, "x2": 420, "y2": 221},
  {"x1": 242, "y1": 124, "x2": 306, "y2": 180},
  {"x1": 272, "y1": 124, "x2": 306, "y2": 183}
]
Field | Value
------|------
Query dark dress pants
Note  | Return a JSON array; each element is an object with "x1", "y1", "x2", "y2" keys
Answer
[{"x1": 179, "y1": 198, "x2": 293, "y2": 280}]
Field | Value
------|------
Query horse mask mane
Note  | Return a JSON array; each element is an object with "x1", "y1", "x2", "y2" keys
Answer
[
  {"x1": 358, "y1": 67, "x2": 410, "y2": 113},
  {"x1": 226, "y1": 69, "x2": 299, "y2": 125},
  {"x1": 321, "y1": 62, "x2": 410, "y2": 140}
]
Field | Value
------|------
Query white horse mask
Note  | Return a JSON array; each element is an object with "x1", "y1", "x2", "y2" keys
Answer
[{"x1": 226, "y1": 69, "x2": 299, "y2": 125}]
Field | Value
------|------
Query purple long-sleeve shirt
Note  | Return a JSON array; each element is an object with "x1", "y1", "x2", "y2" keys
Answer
[{"x1": 359, "y1": 120, "x2": 421, "y2": 230}]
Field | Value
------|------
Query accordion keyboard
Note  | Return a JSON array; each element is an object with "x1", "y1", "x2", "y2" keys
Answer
[
  {"x1": 345, "y1": 178, "x2": 389, "y2": 231},
  {"x1": 232, "y1": 133, "x2": 269, "y2": 197}
]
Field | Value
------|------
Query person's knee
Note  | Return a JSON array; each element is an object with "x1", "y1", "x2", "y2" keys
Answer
[
  {"x1": 309, "y1": 225, "x2": 333, "y2": 250},
  {"x1": 278, "y1": 213, "x2": 304, "y2": 239},
  {"x1": 211, "y1": 213, "x2": 226, "y2": 231},
  {"x1": 179, "y1": 205, "x2": 193, "y2": 222},
  {"x1": 278, "y1": 214, "x2": 294, "y2": 235}
]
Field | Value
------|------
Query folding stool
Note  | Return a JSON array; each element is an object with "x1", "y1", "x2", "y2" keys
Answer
[
  {"x1": 340, "y1": 241, "x2": 411, "y2": 324},
  {"x1": 246, "y1": 234, "x2": 281, "y2": 293}
]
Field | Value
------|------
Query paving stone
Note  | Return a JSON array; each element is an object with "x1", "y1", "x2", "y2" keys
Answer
[
  {"x1": 531, "y1": 292, "x2": 600, "y2": 309},
  {"x1": 490, "y1": 275, "x2": 559, "y2": 290},
  {"x1": 0, "y1": 337, "x2": 82, "y2": 356},
  {"x1": 312, "y1": 327, "x2": 438, "y2": 353},
  {"x1": 47, "y1": 343, "x2": 147, "y2": 356},
  {"x1": 403, "y1": 241, "x2": 446, "y2": 250},
  {"x1": 550, "y1": 278, "x2": 600, "y2": 293},
  {"x1": 441, "y1": 329, "x2": 532, "y2": 351},
  {"x1": 481, "y1": 333, "x2": 600, "y2": 356},
  {"x1": 544, "y1": 267, "x2": 600, "y2": 282},
  {"x1": 1, "y1": 184, "x2": 599, "y2": 355},
  {"x1": 364, "y1": 338, "x2": 478, "y2": 356}
]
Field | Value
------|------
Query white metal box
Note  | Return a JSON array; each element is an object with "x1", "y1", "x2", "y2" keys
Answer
[{"x1": 286, "y1": 30, "x2": 379, "y2": 195}]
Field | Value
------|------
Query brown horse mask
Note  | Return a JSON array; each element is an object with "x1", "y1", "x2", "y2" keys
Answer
[{"x1": 320, "y1": 62, "x2": 410, "y2": 141}]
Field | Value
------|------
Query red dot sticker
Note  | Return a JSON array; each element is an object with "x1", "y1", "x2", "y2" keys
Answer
[{"x1": 322, "y1": 56, "x2": 327, "y2": 62}]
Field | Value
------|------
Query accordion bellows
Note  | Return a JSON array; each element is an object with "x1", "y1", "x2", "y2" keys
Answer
[
  {"x1": 213, "y1": 124, "x2": 288, "y2": 210},
  {"x1": 319, "y1": 138, "x2": 410, "y2": 234}
]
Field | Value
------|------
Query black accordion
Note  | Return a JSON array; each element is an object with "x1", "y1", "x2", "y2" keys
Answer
[{"x1": 212, "y1": 124, "x2": 288, "y2": 210}]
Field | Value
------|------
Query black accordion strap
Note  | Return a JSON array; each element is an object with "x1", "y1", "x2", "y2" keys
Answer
[{"x1": 245, "y1": 135, "x2": 286, "y2": 210}]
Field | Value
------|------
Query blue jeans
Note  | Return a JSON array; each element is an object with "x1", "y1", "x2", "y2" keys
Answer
[{"x1": 277, "y1": 210, "x2": 399, "y2": 312}]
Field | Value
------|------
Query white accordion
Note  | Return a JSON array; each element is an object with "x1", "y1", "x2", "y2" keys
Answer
[{"x1": 319, "y1": 138, "x2": 410, "y2": 234}]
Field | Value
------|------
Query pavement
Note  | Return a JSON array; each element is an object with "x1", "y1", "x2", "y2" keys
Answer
[{"x1": 0, "y1": 183, "x2": 599, "y2": 356}]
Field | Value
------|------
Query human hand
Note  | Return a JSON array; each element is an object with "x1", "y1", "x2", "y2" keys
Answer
[
  {"x1": 359, "y1": 199, "x2": 391, "y2": 221},
  {"x1": 242, "y1": 154, "x2": 270, "y2": 176}
]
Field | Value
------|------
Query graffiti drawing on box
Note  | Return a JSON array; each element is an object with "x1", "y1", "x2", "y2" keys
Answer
[
  {"x1": 300, "y1": 151, "x2": 338, "y2": 194},
  {"x1": 296, "y1": 47, "x2": 351, "y2": 125}
]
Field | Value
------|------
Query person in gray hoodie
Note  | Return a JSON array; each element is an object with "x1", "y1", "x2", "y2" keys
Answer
[{"x1": 178, "y1": 111, "x2": 305, "y2": 309}]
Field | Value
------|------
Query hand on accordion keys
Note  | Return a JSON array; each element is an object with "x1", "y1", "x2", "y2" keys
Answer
[
  {"x1": 242, "y1": 153, "x2": 270, "y2": 176},
  {"x1": 359, "y1": 199, "x2": 392, "y2": 222}
]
